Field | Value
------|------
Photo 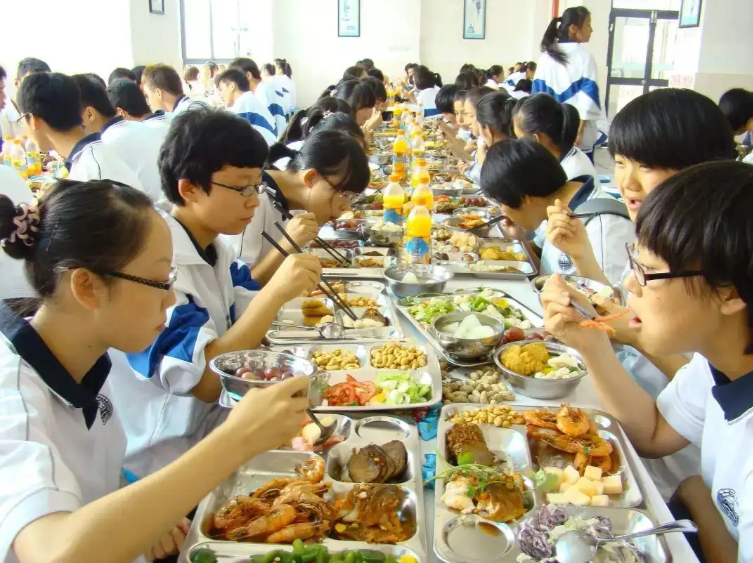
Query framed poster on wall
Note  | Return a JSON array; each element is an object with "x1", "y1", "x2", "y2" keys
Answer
[
  {"x1": 149, "y1": 0, "x2": 165, "y2": 15},
  {"x1": 463, "y1": 0, "x2": 486, "y2": 39},
  {"x1": 338, "y1": 0, "x2": 360, "y2": 37},
  {"x1": 679, "y1": 0, "x2": 702, "y2": 28}
]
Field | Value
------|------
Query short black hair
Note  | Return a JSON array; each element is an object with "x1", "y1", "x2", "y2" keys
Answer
[
  {"x1": 142, "y1": 64, "x2": 183, "y2": 96},
  {"x1": 514, "y1": 79, "x2": 533, "y2": 93},
  {"x1": 334, "y1": 80, "x2": 376, "y2": 112},
  {"x1": 17, "y1": 57, "x2": 50, "y2": 80},
  {"x1": 0, "y1": 66, "x2": 6, "y2": 80},
  {"x1": 476, "y1": 91, "x2": 516, "y2": 139},
  {"x1": 459, "y1": 63, "x2": 476, "y2": 74},
  {"x1": 367, "y1": 68, "x2": 384, "y2": 82},
  {"x1": 107, "y1": 79, "x2": 151, "y2": 118},
  {"x1": 362, "y1": 76, "x2": 386, "y2": 103},
  {"x1": 17, "y1": 72, "x2": 82, "y2": 131},
  {"x1": 132, "y1": 65, "x2": 146, "y2": 85},
  {"x1": 262, "y1": 63, "x2": 276, "y2": 76},
  {"x1": 360, "y1": 58, "x2": 375, "y2": 70},
  {"x1": 719, "y1": 88, "x2": 753, "y2": 133},
  {"x1": 184, "y1": 65, "x2": 200, "y2": 82},
  {"x1": 215, "y1": 68, "x2": 249, "y2": 92},
  {"x1": 487, "y1": 65, "x2": 504, "y2": 78},
  {"x1": 205, "y1": 61, "x2": 218, "y2": 74},
  {"x1": 108, "y1": 67, "x2": 136, "y2": 85},
  {"x1": 525, "y1": 62, "x2": 537, "y2": 73},
  {"x1": 405, "y1": 63, "x2": 418, "y2": 73},
  {"x1": 465, "y1": 86, "x2": 495, "y2": 109},
  {"x1": 636, "y1": 160, "x2": 753, "y2": 353},
  {"x1": 455, "y1": 71, "x2": 480, "y2": 90},
  {"x1": 609, "y1": 88, "x2": 736, "y2": 169},
  {"x1": 514, "y1": 93, "x2": 580, "y2": 153},
  {"x1": 86, "y1": 73, "x2": 107, "y2": 89},
  {"x1": 436, "y1": 84, "x2": 460, "y2": 113},
  {"x1": 454, "y1": 89, "x2": 468, "y2": 104},
  {"x1": 72, "y1": 74, "x2": 116, "y2": 119},
  {"x1": 279, "y1": 97, "x2": 354, "y2": 145},
  {"x1": 480, "y1": 139, "x2": 567, "y2": 209},
  {"x1": 159, "y1": 106, "x2": 269, "y2": 205},
  {"x1": 230, "y1": 57, "x2": 261, "y2": 80},
  {"x1": 343, "y1": 66, "x2": 365, "y2": 81},
  {"x1": 0, "y1": 179, "x2": 153, "y2": 298}
]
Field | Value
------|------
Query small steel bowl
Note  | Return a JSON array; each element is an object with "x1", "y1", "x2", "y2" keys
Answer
[
  {"x1": 384, "y1": 264, "x2": 454, "y2": 298},
  {"x1": 432, "y1": 184, "x2": 464, "y2": 198},
  {"x1": 431, "y1": 311, "x2": 505, "y2": 360},
  {"x1": 493, "y1": 340, "x2": 587, "y2": 399},
  {"x1": 452, "y1": 207, "x2": 491, "y2": 219},
  {"x1": 209, "y1": 350, "x2": 324, "y2": 404}
]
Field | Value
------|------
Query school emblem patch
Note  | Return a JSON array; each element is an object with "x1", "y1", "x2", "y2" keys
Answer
[
  {"x1": 96, "y1": 394, "x2": 114, "y2": 425},
  {"x1": 717, "y1": 488, "x2": 739, "y2": 527},
  {"x1": 557, "y1": 252, "x2": 574, "y2": 272}
]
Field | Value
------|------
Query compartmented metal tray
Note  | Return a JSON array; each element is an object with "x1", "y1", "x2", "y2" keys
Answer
[
  {"x1": 433, "y1": 404, "x2": 656, "y2": 563},
  {"x1": 394, "y1": 288, "x2": 545, "y2": 367},
  {"x1": 432, "y1": 240, "x2": 538, "y2": 281},
  {"x1": 305, "y1": 248, "x2": 397, "y2": 278},
  {"x1": 179, "y1": 415, "x2": 428, "y2": 563}
]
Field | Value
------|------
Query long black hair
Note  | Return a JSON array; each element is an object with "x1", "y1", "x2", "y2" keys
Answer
[
  {"x1": 362, "y1": 76, "x2": 387, "y2": 104},
  {"x1": 334, "y1": 80, "x2": 376, "y2": 113},
  {"x1": 514, "y1": 93, "x2": 580, "y2": 154},
  {"x1": 486, "y1": 65, "x2": 504, "y2": 80},
  {"x1": 465, "y1": 86, "x2": 495, "y2": 110},
  {"x1": 279, "y1": 97, "x2": 354, "y2": 145},
  {"x1": 455, "y1": 72, "x2": 480, "y2": 90},
  {"x1": 266, "y1": 130, "x2": 370, "y2": 195},
  {"x1": 476, "y1": 92, "x2": 517, "y2": 141},
  {"x1": 0, "y1": 180, "x2": 154, "y2": 299},
  {"x1": 541, "y1": 7, "x2": 591, "y2": 64},
  {"x1": 414, "y1": 65, "x2": 442, "y2": 90}
]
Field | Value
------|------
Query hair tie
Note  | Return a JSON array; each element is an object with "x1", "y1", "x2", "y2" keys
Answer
[{"x1": 1, "y1": 202, "x2": 41, "y2": 249}]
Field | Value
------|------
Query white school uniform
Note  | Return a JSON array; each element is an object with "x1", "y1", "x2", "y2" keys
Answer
[
  {"x1": 510, "y1": 90, "x2": 530, "y2": 100},
  {"x1": 256, "y1": 82, "x2": 287, "y2": 139},
  {"x1": 118, "y1": 211, "x2": 259, "y2": 479},
  {"x1": 171, "y1": 95, "x2": 210, "y2": 115},
  {"x1": 560, "y1": 146, "x2": 599, "y2": 187},
  {"x1": 66, "y1": 132, "x2": 145, "y2": 190},
  {"x1": 0, "y1": 167, "x2": 36, "y2": 301},
  {"x1": 484, "y1": 78, "x2": 501, "y2": 89},
  {"x1": 223, "y1": 172, "x2": 289, "y2": 267},
  {"x1": 539, "y1": 176, "x2": 634, "y2": 285},
  {"x1": 416, "y1": 86, "x2": 441, "y2": 118},
  {"x1": 502, "y1": 72, "x2": 525, "y2": 93},
  {"x1": 275, "y1": 75, "x2": 297, "y2": 113},
  {"x1": 100, "y1": 116, "x2": 166, "y2": 202},
  {"x1": 657, "y1": 354, "x2": 753, "y2": 561},
  {"x1": 228, "y1": 92, "x2": 278, "y2": 145},
  {"x1": 142, "y1": 110, "x2": 173, "y2": 135},
  {"x1": 532, "y1": 43, "x2": 601, "y2": 153},
  {"x1": 0, "y1": 101, "x2": 24, "y2": 140},
  {"x1": 0, "y1": 305, "x2": 146, "y2": 563}
]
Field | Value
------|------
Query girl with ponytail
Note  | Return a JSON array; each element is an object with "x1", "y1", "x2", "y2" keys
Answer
[
  {"x1": 484, "y1": 65, "x2": 505, "y2": 89},
  {"x1": 278, "y1": 96, "x2": 353, "y2": 146},
  {"x1": 532, "y1": 7, "x2": 601, "y2": 160}
]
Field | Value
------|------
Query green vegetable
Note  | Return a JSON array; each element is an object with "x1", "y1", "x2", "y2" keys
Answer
[
  {"x1": 470, "y1": 296, "x2": 492, "y2": 312},
  {"x1": 262, "y1": 552, "x2": 284, "y2": 563},
  {"x1": 532, "y1": 469, "x2": 560, "y2": 492},
  {"x1": 457, "y1": 451, "x2": 475, "y2": 465},
  {"x1": 191, "y1": 549, "x2": 219, "y2": 563},
  {"x1": 358, "y1": 550, "x2": 386, "y2": 563},
  {"x1": 292, "y1": 540, "x2": 306, "y2": 556},
  {"x1": 250, "y1": 556, "x2": 265, "y2": 563},
  {"x1": 376, "y1": 372, "x2": 432, "y2": 405},
  {"x1": 316, "y1": 551, "x2": 328, "y2": 563},
  {"x1": 409, "y1": 299, "x2": 455, "y2": 324},
  {"x1": 344, "y1": 552, "x2": 357, "y2": 563}
]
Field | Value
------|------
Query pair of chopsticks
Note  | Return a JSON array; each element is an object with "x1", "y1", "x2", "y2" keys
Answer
[
  {"x1": 567, "y1": 212, "x2": 600, "y2": 220},
  {"x1": 261, "y1": 224, "x2": 358, "y2": 322},
  {"x1": 570, "y1": 300, "x2": 596, "y2": 321},
  {"x1": 469, "y1": 214, "x2": 507, "y2": 234},
  {"x1": 265, "y1": 188, "x2": 351, "y2": 267}
]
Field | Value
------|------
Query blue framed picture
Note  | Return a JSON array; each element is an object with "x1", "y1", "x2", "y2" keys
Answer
[
  {"x1": 463, "y1": 0, "x2": 486, "y2": 40},
  {"x1": 338, "y1": 0, "x2": 360, "y2": 38},
  {"x1": 679, "y1": 0, "x2": 702, "y2": 28}
]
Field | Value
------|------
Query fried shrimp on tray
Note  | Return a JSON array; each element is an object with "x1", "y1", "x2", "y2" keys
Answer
[
  {"x1": 523, "y1": 409, "x2": 559, "y2": 430},
  {"x1": 527, "y1": 426, "x2": 613, "y2": 457},
  {"x1": 555, "y1": 404, "x2": 591, "y2": 437}
]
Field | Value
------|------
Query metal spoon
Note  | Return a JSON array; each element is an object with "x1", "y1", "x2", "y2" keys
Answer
[
  {"x1": 554, "y1": 519, "x2": 698, "y2": 563},
  {"x1": 305, "y1": 408, "x2": 337, "y2": 445},
  {"x1": 272, "y1": 321, "x2": 346, "y2": 340}
]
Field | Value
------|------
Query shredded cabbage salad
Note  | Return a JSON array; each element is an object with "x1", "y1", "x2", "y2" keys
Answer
[{"x1": 374, "y1": 371, "x2": 432, "y2": 405}]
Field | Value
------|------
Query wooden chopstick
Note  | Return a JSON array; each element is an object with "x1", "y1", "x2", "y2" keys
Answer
[{"x1": 271, "y1": 223, "x2": 359, "y2": 322}]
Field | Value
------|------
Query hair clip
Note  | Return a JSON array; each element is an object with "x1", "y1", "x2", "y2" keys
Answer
[{"x1": 1, "y1": 202, "x2": 41, "y2": 248}]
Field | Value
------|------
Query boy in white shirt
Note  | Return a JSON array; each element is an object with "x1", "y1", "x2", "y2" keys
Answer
[
  {"x1": 542, "y1": 160, "x2": 753, "y2": 563},
  {"x1": 214, "y1": 68, "x2": 277, "y2": 145},
  {"x1": 119, "y1": 106, "x2": 321, "y2": 479},
  {"x1": 0, "y1": 58, "x2": 50, "y2": 139},
  {"x1": 230, "y1": 58, "x2": 286, "y2": 138},
  {"x1": 107, "y1": 79, "x2": 153, "y2": 122},
  {"x1": 17, "y1": 72, "x2": 142, "y2": 189},
  {"x1": 142, "y1": 64, "x2": 208, "y2": 116}
]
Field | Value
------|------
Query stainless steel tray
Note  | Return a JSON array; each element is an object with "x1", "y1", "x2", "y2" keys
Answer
[
  {"x1": 179, "y1": 415, "x2": 428, "y2": 563},
  {"x1": 432, "y1": 240, "x2": 538, "y2": 281},
  {"x1": 433, "y1": 404, "x2": 656, "y2": 563},
  {"x1": 394, "y1": 288, "x2": 544, "y2": 368},
  {"x1": 306, "y1": 247, "x2": 396, "y2": 278}
]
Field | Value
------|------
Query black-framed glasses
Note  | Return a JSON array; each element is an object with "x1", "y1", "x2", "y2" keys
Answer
[
  {"x1": 211, "y1": 181, "x2": 268, "y2": 198},
  {"x1": 625, "y1": 243, "x2": 703, "y2": 287},
  {"x1": 106, "y1": 267, "x2": 177, "y2": 291}
]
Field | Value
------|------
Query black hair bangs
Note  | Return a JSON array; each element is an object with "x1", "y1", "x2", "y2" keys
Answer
[
  {"x1": 609, "y1": 88, "x2": 736, "y2": 170},
  {"x1": 436, "y1": 84, "x2": 460, "y2": 113},
  {"x1": 635, "y1": 161, "x2": 753, "y2": 352}
]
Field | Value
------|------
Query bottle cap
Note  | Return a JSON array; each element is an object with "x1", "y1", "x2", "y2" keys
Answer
[
  {"x1": 416, "y1": 158, "x2": 427, "y2": 166},
  {"x1": 389, "y1": 174, "x2": 400, "y2": 182}
]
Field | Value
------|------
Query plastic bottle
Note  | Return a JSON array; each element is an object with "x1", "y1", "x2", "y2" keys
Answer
[
  {"x1": 411, "y1": 157, "x2": 430, "y2": 190},
  {"x1": 391, "y1": 105, "x2": 403, "y2": 128},
  {"x1": 24, "y1": 137, "x2": 41, "y2": 177},
  {"x1": 401, "y1": 108, "x2": 412, "y2": 133},
  {"x1": 411, "y1": 131, "x2": 425, "y2": 162},
  {"x1": 2, "y1": 135, "x2": 13, "y2": 167},
  {"x1": 412, "y1": 176, "x2": 433, "y2": 210},
  {"x1": 382, "y1": 174, "x2": 405, "y2": 225},
  {"x1": 10, "y1": 140, "x2": 28, "y2": 180},
  {"x1": 404, "y1": 205, "x2": 432, "y2": 265},
  {"x1": 392, "y1": 161, "x2": 407, "y2": 182},
  {"x1": 392, "y1": 132, "x2": 409, "y2": 173}
]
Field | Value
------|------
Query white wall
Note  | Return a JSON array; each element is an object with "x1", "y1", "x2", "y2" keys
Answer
[
  {"x1": 272, "y1": 0, "x2": 422, "y2": 108},
  {"x1": 420, "y1": 0, "x2": 550, "y2": 85},
  {"x1": 130, "y1": 0, "x2": 183, "y2": 70}
]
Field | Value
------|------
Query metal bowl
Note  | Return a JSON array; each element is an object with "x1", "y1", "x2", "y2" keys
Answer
[
  {"x1": 493, "y1": 340, "x2": 587, "y2": 399},
  {"x1": 452, "y1": 207, "x2": 491, "y2": 219},
  {"x1": 442, "y1": 216, "x2": 491, "y2": 238},
  {"x1": 432, "y1": 184, "x2": 464, "y2": 198},
  {"x1": 209, "y1": 350, "x2": 325, "y2": 404},
  {"x1": 531, "y1": 274, "x2": 622, "y2": 306},
  {"x1": 431, "y1": 311, "x2": 505, "y2": 360},
  {"x1": 384, "y1": 264, "x2": 454, "y2": 298}
]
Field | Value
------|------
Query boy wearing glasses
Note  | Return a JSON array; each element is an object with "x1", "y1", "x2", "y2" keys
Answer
[
  {"x1": 115, "y1": 107, "x2": 322, "y2": 481},
  {"x1": 542, "y1": 161, "x2": 753, "y2": 563}
]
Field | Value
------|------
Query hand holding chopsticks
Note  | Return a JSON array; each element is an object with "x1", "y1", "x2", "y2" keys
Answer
[{"x1": 469, "y1": 214, "x2": 508, "y2": 234}]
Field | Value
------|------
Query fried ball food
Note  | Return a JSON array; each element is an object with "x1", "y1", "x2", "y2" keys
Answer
[{"x1": 500, "y1": 342, "x2": 549, "y2": 376}]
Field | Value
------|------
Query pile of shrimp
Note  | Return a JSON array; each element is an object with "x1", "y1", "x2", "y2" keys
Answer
[
  {"x1": 211, "y1": 457, "x2": 335, "y2": 543},
  {"x1": 525, "y1": 404, "x2": 614, "y2": 475},
  {"x1": 579, "y1": 309, "x2": 629, "y2": 336}
]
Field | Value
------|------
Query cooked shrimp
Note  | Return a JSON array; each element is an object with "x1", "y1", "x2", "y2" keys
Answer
[
  {"x1": 250, "y1": 477, "x2": 299, "y2": 501},
  {"x1": 527, "y1": 426, "x2": 613, "y2": 457},
  {"x1": 279, "y1": 481, "x2": 330, "y2": 496},
  {"x1": 556, "y1": 404, "x2": 591, "y2": 437},
  {"x1": 589, "y1": 453, "x2": 613, "y2": 473},
  {"x1": 225, "y1": 504, "x2": 297, "y2": 541},
  {"x1": 523, "y1": 409, "x2": 559, "y2": 430},
  {"x1": 213, "y1": 496, "x2": 270, "y2": 530},
  {"x1": 296, "y1": 456, "x2": 325, "y2": 483},
  {"x1": 265, "y1": 522, "x2": 329, "y2": 543},
  {"x1": 273, "y1": 489, "x2": 333, "y2": 518},
  {"x1": 573, "y1": 452, "x2": 591, "y2": 475}
]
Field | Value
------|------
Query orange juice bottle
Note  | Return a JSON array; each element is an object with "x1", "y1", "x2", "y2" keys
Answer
[
  {"x1": 411, "y1": 131, "x2": 425, "y2": 161},
  {"x1": 10, "y1": 140, "x2": 27, "y2": 180},
  {"x1": 383, "y1": 174, "x2": 405, "y2": 225},
  {"x1": 391, "y1": 105, "x2": 403, "y2": 127},
  {"x1": 401, "y1": 108, "x2": 412, "y2": 133},
  {"x1": 404, "y1": 205, "x2": 432, "y2": 264},
  {"x1": 411, "y1": 157, "x2": 430, "y2": 189},
  {"x1": 392, "y1": 132, "x2": 409, "y2": 170},
  {"x1": 393, "y1": 160, "x2": 407, "y2": 182},
  {"x1": 412, "y1": 175, "x2": 433, "y2": 209}
]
